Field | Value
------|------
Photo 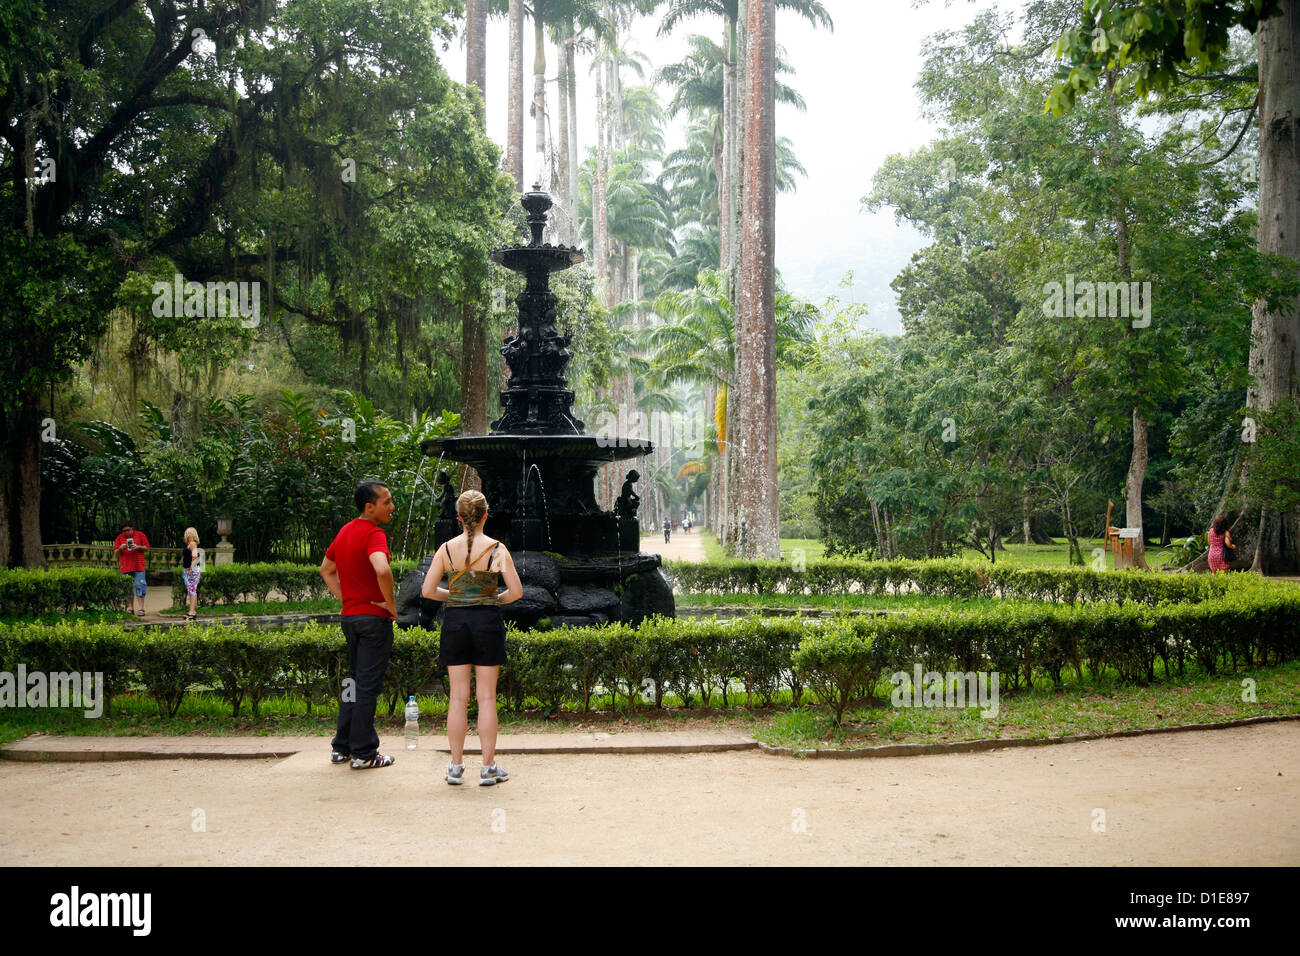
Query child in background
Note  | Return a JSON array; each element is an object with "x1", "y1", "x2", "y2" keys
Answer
[{"x1": 182, "y1": 527, "x2": 203, "y2": 621}]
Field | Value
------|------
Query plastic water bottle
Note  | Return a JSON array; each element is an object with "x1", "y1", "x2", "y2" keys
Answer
[{"x1": 404, "y1": 696, "x2": 419, "y2": 749}]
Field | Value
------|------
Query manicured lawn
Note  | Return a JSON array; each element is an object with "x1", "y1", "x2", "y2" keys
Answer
[{"x1": 701, "y1": 531, "x2": 1177, "y2": 570}]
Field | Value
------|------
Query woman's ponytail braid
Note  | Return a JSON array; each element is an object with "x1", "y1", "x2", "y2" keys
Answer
[{"x1": 456, "y1": 490, "x2": 489, "y2": 563}]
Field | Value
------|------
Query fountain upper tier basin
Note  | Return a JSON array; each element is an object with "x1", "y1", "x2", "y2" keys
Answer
[
  {"x1": 491, "y1": 245, "x2": 585, "y2": 274},
  {"x1": 422, "y1": 434, "x2": 650, "y2": 468}
]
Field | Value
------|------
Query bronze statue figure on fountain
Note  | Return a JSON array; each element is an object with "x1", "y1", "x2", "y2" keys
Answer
[
  {"x1": 436, "y1": 470, "x2": 458, "y2": 520},
  {"x1": 614, "y1": 470, "x2": 641, "y2": 519}
]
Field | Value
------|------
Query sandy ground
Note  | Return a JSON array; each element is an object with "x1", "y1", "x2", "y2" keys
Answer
[
  {"x1": 1, "y1": 722, "x2": 1296, "y2": 866},
  {"x1": 639, "y1": 532, "x2": 705, "y2": 564}
]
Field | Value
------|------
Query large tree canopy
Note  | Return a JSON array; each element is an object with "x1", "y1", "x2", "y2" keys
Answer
[
  {"x1": 1048, "y1": 0, "x2": 1300, "y2": 571},
  {"x1": 1, "y1": 0, "x2": 514, "y2": 566}
]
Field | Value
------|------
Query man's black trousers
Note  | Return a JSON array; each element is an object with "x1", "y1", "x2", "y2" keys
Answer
[{"x1": 331, "y1": 614, "x2": 393, "y2": 759}]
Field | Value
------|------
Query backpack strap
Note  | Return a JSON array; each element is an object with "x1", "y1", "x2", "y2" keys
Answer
[{"x1": 448, "y1": 541, "x2": 496, "y2": 588}]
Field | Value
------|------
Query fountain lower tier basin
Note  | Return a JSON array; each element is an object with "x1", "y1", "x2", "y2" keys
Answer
[
  {"x1": 394, "y1": 550, "x2": 675, "y2": 631},
  {"x1": 423, "y1": 434, "x2": 652, "y2": 554}
]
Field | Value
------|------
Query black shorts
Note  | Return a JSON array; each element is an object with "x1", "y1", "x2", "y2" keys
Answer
[{"x1": 439, "y1": 605, "x2": 507, "y2": 667}]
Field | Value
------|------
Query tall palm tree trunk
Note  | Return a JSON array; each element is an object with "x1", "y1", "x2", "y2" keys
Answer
[
  {"x1": 732, "y1": 0, "x2": 778, "y2": 559},
  {"x1": 728, "y1": 5, "x2": 745, "y2": 300},
  {"x1": 567, "y1": 27, "x2": 580, "y2": 217},
  {"x1": 555, "y1": 21, "x2": 572, "y2": 242},
  {"x1": 722, "y1": 13, "x2": 739, "y2": 276},
  {"x1": 459, "y1": 0, "x2": 489, "y2": 490},
  {"x1": 533, "y1": 4, "x2": 548, "y2": 190},
  {"x1": 594, "y1": 53, "x2": 611, "y2": 306},
  {"x1": 466, "y1": 0, "x2": 487, "y2": 95},
  {"x1": 507, "y1": 0, "x2": 525, "y2": 189}
]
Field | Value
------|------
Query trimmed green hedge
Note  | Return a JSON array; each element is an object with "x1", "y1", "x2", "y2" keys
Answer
[
  {"x1": 663, "y1": 557, "x2": 1242, "y2": 605},
  {"x1": 0, "y1": 567, "x2": 131, "y2": 617},
  {"x1": 2, "y1": 575, "x2": 1297, "y2": 720},
  {"x1": 170, "y1": 560, "x2": 419, "y2": 608}
]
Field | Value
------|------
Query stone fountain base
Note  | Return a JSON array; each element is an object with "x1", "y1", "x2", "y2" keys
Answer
[{"x1": 395, "y1": 548, "x2": 674, "y2": 632}]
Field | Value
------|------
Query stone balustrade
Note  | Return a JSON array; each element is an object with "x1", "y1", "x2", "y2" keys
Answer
[{"x1": 43, "y1": 544, "x2": 188, "y2": 571}]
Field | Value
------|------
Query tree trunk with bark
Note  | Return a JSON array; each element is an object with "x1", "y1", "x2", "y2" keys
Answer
[
  {"x1": 460, "y1": 0, "x2": 489, "y2": 491},
  {"x1": 507, "y1": 0, "x2": 525, "y2": 190},
  {"x1": 1124, "y1": 408, "x2": 1150, "y2": 568},
  {"x1": 1243, "y1": 2, "x2": 1300, "y2": 572},
  {"x1": 2, "y1": 399, "x2": 46, "y2": 567},
  {"x1": 566, "y1": 28, "x2": 580, "y2": 219},
  {"x1": 594, "y1": 54, "x2": 612, "y2": 307},
  {"x1": 466, "y1": 0, "x2": 487, "y2": 97},
  {"x1": 555, "y1": 21, "x2": 571, "y2": 243},
  {"x1": 732, "y1": 0, "x2": 778, "y2": 560},
  {"x1": 533, "y1": 8, "x2": 548, "y2": 190}
]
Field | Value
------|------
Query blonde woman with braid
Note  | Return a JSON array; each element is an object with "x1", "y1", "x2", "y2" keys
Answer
[{"x1": 422, "y1": 490, "x2": 523, "y2": 786}]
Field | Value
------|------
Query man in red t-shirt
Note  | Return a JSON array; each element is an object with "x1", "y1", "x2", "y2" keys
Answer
[
  {"x1": 321, "y1": 481, "x2": 398, "y2": 769},
  {"x1": 112, "y1": 522, "x2": 151, "y2": 617}
]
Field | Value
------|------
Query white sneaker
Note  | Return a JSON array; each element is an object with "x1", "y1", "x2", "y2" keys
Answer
[
  {"x1": 480, "y1": 762, "x2": 509, "y2": 786},
  {"x1": 445, "y1": 762, "x2": 465, "y2": 785}
]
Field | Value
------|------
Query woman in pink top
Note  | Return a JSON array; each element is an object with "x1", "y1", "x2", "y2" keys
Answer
[{"x1": 1207, "y1": 514, "x2": 1233, "y2": 573}]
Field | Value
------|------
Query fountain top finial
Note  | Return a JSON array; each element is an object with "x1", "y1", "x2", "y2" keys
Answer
[{"x1": 522, "y1": 185, "x2": 552, "y2": 246}]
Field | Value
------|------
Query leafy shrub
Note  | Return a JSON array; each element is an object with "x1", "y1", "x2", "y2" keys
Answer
[
  {"x1": 169, "y1": 560, "x2": 418, "y2": 609},
  {"x1": 663, "y1": 557, "x2": 1241, "y2": 607},
  {"x1": 0, "y1": 568, "x2": 132, "y2": 618},
  {"x1": 793, "y1": 618, "x2": 882, "y2": 723}
]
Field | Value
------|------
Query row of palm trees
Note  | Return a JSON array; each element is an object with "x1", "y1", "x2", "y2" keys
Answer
[{"x1": 460, "y1": 0, "x2": 832, "y2": 557}]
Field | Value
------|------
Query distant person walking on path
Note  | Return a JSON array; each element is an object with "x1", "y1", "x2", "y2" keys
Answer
[
  {"x1": 181, "y1": 527, "x2": 202, "y2": 622},
  {"x1": 320, "y1": 481, "x2": 398, "y2": 769},
  {"x1": 663, "y1": 517, "x2": 671, "y2": 544},
  {"x1": 112, "y1": 522, "x2": 150, "y2": 617},
  {"x1": 1208, "y1": 514, "x2": 1234, "y2": 573},
  {"x1": 422, "y1": 490, "x2": 523, "y2": 787}
]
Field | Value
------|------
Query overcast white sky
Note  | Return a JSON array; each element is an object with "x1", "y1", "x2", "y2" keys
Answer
[{"x1": 437, "y1": 0, "x2": 1027, "y2": 334}]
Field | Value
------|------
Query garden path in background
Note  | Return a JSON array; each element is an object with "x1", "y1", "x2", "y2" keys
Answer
[
  {"x1": 639, "y1": 532, "x2": 706, "y2": 564},
  {"x1": 1, "y1": 722, "x2": 1295, "y2": 866}
]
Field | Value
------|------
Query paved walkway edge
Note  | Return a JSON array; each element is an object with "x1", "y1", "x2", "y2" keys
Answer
[
  {"x1": 0, "y1": 737, "x2": 759, "y2": 762},
  {"x1": 5, "y1": 714, "x2": 1296, "y2": 763},
  {"x1": 755, "y1": 712, "x2": 1300, "y2": 759}
]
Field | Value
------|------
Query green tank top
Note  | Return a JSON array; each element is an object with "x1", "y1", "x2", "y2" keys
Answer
[{"x1": 445, "y1": 541, "x2": 501, "y2": 607}]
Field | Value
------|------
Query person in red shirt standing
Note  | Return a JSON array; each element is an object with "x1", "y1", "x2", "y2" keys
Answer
[
  {"x1": 320, "y1": 481, "x2": 398, "y2": 769},
  {"x1": 112, "y1": 522, "x2": 150, "y2": 617}
]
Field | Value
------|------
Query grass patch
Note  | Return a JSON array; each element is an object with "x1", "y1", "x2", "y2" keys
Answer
[
  {"x1": 4, "y1": 660, "x2": 1294, "y2": 752},
  {"x1": 159, "y1": 599, "x2": 339, "y2": 617},
  {"x1": 675, "y1": 592, "x2": 1002, "y2": 611},
  {"x1": 755, "y1": 660, "x2": 1300, "y2": 750},
  {"x1": 0, "y1": 610, "x2": 132, "y2": 626},
  {"x1": 697, "y1": 533, "x2": 1176, "y2": 570}
]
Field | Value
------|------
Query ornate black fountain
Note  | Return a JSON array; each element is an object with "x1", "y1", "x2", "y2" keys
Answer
[{"x1": 394, "y1": 187, "x2": 674, "y2": 630}]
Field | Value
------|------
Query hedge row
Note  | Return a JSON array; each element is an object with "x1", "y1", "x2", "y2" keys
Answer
[
  {"x1": 0, "y1": 568, "x2": 131, "y2": 617},
  {"x1": 3, "y1": 578, "x2": 1297, "y2": 720},
  {"x1": 167, "y1": 560, "x2": 418, "y2": 608},
  {"x1": 662, "y1": 558, "x2": 1244, "y2": 606},
  {"x1": 795, "y1": 583, "x2": 1300, "y2": 719},
  {"x1": 0, "y1": 557, "x2": 1252, "y2": 619}
]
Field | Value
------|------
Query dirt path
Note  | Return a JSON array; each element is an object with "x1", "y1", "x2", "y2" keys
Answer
[
  {"x1": 639, "y1": 532, "x2": 706, "y2": 564},
  {"x1": 1, "y1": 723, "x2": 1295, "y2": 866}
]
